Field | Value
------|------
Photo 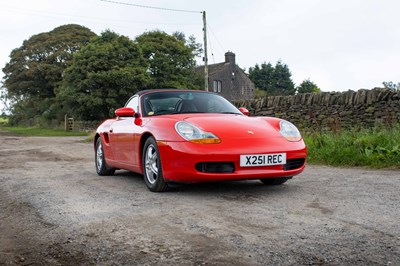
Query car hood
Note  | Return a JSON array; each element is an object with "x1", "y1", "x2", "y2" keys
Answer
[{"x1": 182, "y1": 114, "x2": 282, "y2": 140}]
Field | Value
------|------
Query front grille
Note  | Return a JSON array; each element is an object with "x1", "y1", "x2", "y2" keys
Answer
[
  {"x1": 195, "y1": 162, "x2": 235, "y2": 173},
  {"x1": 283, "y1": 158, "x2": 305, "y2": 170}
]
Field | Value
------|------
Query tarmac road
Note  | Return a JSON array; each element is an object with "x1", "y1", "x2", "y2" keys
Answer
[{"x1": 0, "y1": 133, "x2": 399, "y2": 265}]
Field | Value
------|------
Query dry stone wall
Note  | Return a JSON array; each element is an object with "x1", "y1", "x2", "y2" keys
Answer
[{"x1": 233, "y1": 88, "x2": 400, "y2": 131}]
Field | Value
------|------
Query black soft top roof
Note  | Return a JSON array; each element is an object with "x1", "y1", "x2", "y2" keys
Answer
[{"x1": 135, "y1": 88, "x2": 212, "y2": 97}]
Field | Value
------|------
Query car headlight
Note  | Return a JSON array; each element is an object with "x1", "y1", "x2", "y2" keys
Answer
[
  {"x1": 279, "y1": 120, "x2": 302, "y2": 142},
  {"x1": 175, "y1": 121, "x2": 221, "y2": 144}
]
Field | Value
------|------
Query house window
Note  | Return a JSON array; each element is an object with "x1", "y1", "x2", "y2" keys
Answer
[{"x1": 213, "y1": 80, "x2": 222, "y2": 93}]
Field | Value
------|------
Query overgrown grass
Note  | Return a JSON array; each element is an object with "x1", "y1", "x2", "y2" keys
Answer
[
  {"x1": 303, "y1": 126, "x2": 400, "y2": 169},
  {"x1": 0, "y1": 126, "x2": 88, "y2": 137}
]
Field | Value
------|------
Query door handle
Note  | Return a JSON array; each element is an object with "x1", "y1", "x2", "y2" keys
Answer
[{"x1": 109, "y1": 128, "x2": 113, "y2": 133}]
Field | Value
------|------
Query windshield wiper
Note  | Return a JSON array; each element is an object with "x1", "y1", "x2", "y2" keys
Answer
[
  {"x1": 218, "y1": 112, "x2": 242, "y2": 115},
  {"x1": 171, "y1": 111, "x2": 206, "y2": 114}
]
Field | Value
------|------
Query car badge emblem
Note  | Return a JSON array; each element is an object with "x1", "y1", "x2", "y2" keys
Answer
[{"x1": 247, "y1": 131, "x2": 254, "y2": 135}]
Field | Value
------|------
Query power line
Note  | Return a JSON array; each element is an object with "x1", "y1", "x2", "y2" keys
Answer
[
  {"x1": 0, "y1": 5, "x2": 198, "y2": 28},
  {"x1": 207, "y1": 28, "x2": 215, "y2": 64},
  {"x1": 100, "y1": 0, "x2": 201, "y2": 14},
  {"x1": 207, "y1": 23, "x2": 226, "y2": 57}
]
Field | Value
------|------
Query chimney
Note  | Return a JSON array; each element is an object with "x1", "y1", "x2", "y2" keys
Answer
[{"x1": 225, "y1": 51, "x2": 235, "y2": 65}]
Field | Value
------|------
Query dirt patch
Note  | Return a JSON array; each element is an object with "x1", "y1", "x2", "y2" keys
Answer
[
  {"x1": 0, "y1": 133, "x2": 399, "y2": 265},
  {"x1": 306, "y1": 199, "x2": 334, "y2": 215}
]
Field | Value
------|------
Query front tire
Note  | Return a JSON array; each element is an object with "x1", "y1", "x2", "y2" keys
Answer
[
  {"x1": 142, "y1": 137, "x2": 169, "y2": 192},
  {"x1": 260, "y1": 177, "x2": 292, "y2": 185},
  {"x1": 95, "y1": 138, "x2": 115, "y2": 176}
]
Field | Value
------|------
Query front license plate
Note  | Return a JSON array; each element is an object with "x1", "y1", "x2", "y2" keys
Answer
[{"x1": 240, "y1": 153, "x2": 286, "y2": 167}]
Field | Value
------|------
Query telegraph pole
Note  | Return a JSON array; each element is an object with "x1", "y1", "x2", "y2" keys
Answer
[{"x1": 202, "y1": 11, "x2": 209, "y2": 91}]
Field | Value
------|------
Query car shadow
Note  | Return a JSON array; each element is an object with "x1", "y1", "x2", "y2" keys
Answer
[
  {"x1": 112, "y1": 170, "x2": 297, "y2": 196},
  {"x1": 173, "y1": 180, "x2": 295, "y2": 195}
]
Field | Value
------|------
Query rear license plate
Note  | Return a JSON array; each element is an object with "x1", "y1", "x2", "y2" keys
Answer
[{"x1": 240, "y1": 153, "x2": 286, "y2": 167}]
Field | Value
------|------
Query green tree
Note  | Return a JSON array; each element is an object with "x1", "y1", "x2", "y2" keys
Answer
[
  {"x1": 249, "y1": 61, "x2": 295, "y2": 96},
  {"x1": 2, "y1": 24, "x2": 96, "y2": 124},
  {"x1": 271, "y1": 61, "x2": 296, "y2": 95},
  {"x1": 135, "y1": 30, "x2": 202, "y2": 90},
  {"x1": 0, "y1": 82, "x2": 9, "y2": 116},
  {"x1": 172, "y1": 31, "x2": 203, "y2": 58},
  {"x1": 297, "y1": 79, "x2": 321, "y2": 93},
  {"x1": 248, "y1": 62, "x2": 274, "y2": 92},
  {"x1": 59, "y1": 30, "x2": 149, "y2": 121}
]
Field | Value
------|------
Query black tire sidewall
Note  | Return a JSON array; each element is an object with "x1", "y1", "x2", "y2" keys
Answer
[
  {"x1": 142, "y1": 137, "x2": 168, "y2": 192},
  {"x1": 95, "y1": 137, "x2": 114, "y2": 176}
]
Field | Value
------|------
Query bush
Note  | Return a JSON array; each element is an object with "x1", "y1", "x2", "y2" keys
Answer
[{"x1": 0, "y1": 116, "x2": 8, "y2": 126}]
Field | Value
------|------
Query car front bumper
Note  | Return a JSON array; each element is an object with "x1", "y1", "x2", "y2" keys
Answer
[{"x1": 157, "y1": 138, "x2": 307, "y2": 183}]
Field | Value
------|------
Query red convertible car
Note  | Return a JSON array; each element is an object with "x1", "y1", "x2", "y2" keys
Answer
[{"x1": 94, "y1": 89, "x2": 306, "y2": 192}]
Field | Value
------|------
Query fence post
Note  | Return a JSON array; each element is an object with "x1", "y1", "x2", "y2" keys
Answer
[{"x1": 65, "y1": 115, "x2": 74, "y2": 131}]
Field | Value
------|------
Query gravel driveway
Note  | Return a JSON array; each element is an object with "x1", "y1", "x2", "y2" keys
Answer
[{"x1": 0, "y1": 133, "x2": 399, "y2": 265}]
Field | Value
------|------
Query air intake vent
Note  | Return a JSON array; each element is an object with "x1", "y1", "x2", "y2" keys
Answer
[
  {"x1": 283, "y1": 158, "x2": 305, "y2": 170},
  {"x1": 195, "y1": 162, "x2": 235, "y2": 173}
]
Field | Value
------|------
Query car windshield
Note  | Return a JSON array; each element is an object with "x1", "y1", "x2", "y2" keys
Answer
[{"x1": 140, "y1": 91, "x2": 242, "y2": 117}]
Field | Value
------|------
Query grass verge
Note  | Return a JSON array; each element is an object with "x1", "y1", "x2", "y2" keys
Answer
[
  {"x1": 303, "y1": 126, "x2": 400, "y2": 169},
  {"x1": 0, "y1": 126, "x2": 88, "y2": 137}
]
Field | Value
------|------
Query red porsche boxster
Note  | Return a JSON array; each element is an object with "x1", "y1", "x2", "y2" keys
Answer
[{"x1": 94, "y1": 89, "x2": 306, "y2": 192}]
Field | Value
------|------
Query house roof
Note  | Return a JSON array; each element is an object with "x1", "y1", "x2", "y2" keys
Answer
[
  {"x1": 195, "y1": 62, "x2": 230, "y2": 76},
  {"x1": 194, "y1": 52, "x2": 254, "y2": 100},
  {"x1": 195, "y1": 51, "x2": 238, "y2": 75}
]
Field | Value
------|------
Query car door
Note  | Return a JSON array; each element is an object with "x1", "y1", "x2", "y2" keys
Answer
[{"x1": 109, "y1": 96, "x2": 140, "y2": 168}]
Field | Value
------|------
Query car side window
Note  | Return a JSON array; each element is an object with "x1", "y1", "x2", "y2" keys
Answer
[{"x1": 125, "y1": 96, "x2": 139, "y2": 112}]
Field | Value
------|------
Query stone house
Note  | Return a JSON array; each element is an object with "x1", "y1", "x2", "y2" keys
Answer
[{"x1": 196, "y1": 51, "x2": 255, "y2": 101}]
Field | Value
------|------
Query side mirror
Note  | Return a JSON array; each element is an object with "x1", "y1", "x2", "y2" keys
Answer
[
  {"x1": 239, "y1": 107, "x2": 249, "y2": 116},
  {"x1": 115, "y1": 107, "x2": 135, "y2": 117}
]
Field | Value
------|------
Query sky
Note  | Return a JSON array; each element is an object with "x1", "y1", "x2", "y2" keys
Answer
[{"x1": 0, "y1": 0, "x2": 399, "y2": 106}]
